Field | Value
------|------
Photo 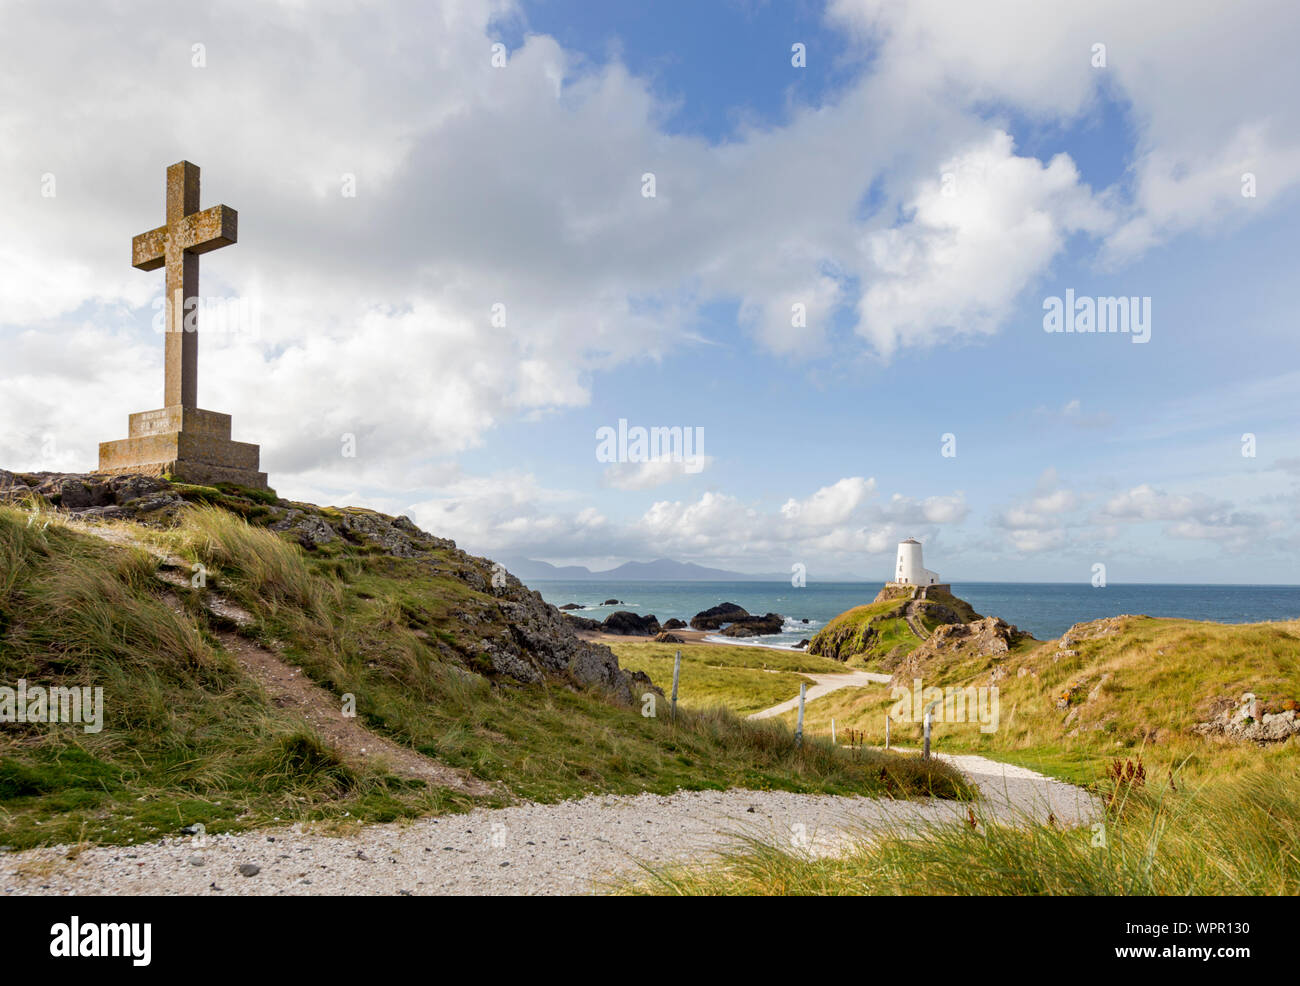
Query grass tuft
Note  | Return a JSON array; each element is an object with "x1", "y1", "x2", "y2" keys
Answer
[{"x1": 618, "y1": 769, "x2": 1300, "y2": 895}]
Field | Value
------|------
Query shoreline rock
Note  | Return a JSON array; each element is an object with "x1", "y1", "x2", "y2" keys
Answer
[
  {"x1": 719, "y1": 613, "x2": 784, "y2": 637},
  {"x1": 689, "y1": 602, "x2": 749, "y2": 630},
  {"x1": 601, "y1": 611, "x2": 661, "y2": 637}
]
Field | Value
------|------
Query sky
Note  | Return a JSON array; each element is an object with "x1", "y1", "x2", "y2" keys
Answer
[{"x1": 1, "y1": 0, "x2": 1298, "y2": 583}]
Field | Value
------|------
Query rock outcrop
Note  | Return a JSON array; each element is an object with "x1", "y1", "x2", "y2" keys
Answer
[
  {"x1": 684, "y1": 602, "x2": 784, "y2": 637},
  {"x1": 0, "y1": 470, "x2": 185, "y2": 521},
  {"x1": 601, "y1": 611, "x2": 661, "y2": 636},
  {"x1": 0, "y1": 470, "x2": 657, "y2": 705},
  {"x1": 718, "y1": 613, "x2": 784, "y2": 637},
  {"x1": 928, "y1": 617, "x2": 1027, "y2": 657},
  {"x1": 890, "y1": 617, "x2": 1030, "y2": 685},
  {"x1": 689, "y1": 602, "x2": 749, "y2": 630},
  {"x1": 1193, "y1": 692, "x2": 1300, "y2": 744}
]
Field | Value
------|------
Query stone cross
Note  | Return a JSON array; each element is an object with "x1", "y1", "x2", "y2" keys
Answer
[
  {"x1": 99, "y1": 160, "x2": 266, "y2": 490},
  {"x1": 131, "y1": 161, "x2": 238, "y2": 409}
]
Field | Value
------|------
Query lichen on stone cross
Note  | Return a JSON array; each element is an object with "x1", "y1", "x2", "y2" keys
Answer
[{"x1": 131, "y1": 161, "x2": 238, "y2": 409}]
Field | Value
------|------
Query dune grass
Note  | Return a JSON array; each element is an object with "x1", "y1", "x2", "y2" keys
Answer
[
  {"x1": 0, "y1": 505, "x2": 460, "y2": 850},
  {"x1": 0, "y1": 502, "x2": 969, "y2": 849},
  {"x1": 782, "y1": 614, "x2": 1300, "y2": 789},
  {"x1": 618, "y1": 768, "x2": 1300, "y2": 895}
]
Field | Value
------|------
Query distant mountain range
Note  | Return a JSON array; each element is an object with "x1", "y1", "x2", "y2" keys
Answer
[{"x1": 500, "y1": 557, "x2": 865, "y2": 582}]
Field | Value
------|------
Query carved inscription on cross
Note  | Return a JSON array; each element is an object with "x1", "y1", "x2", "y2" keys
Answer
[{"x1": 131, "y1": 161, "x2": 238, "y2": 409}]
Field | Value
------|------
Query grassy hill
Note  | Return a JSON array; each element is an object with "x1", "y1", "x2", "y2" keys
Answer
[
  {"x1": 609, "y1": 603, "x2": 1300, "y2": 896},
  {"x1": 796, "y1": 614, "x2": 1300, "y2": 784},
  {"x1": 0, "y1": 472, "x2": 966, "y2": 850},
  {"x1": 807, "y1": 586, "x2": 988, "y2": 668}
]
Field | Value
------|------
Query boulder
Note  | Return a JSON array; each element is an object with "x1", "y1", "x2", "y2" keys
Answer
[
  {"x1": 689, "y1": 602, "x2": 749, "y2": 630},
  {"x1": 927, "y1": 617, "x2": 1025, "y2": 657},
  {"x1": 0, "y1": 469, "x2": 30, "y2": 495},
  {"x1": 272, "y1": 510, "x2": 338, "y2": 548},
  {"x1": 1193, "y1": 691, "x2": 1300, "y2": 744},
  {"x1": 601, "y1": 611, "x2": 661, "y2": 636},
  {"x1": 889, "y1": 617, "x2": 1030, "y2": 686},
  {"x1": 719, "y1": 613, "x2": 784, "y2": 637},
  {"x1": 559, "y1": 603, "x2": 583, "y2": 610},
  {"x1": 793, "y1": 639, "x2": 810, "y2": 649},
  {"x1": 602, "y1": 598, "x2": 622, "y2": 606},
  {"x1": 654, "y1": 632, "x2": 684, "y2": 643},
  {"x1": 563, "y1": 614, "x2": 602, "y2": 632},
  {"x1": 661, "y1": 618, "x2": 687, "y2": 630}
]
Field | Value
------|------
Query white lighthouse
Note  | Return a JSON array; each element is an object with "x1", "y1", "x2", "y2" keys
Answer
[{"x1": 893, "y1": 538, "x2": 942, "y2": 586}]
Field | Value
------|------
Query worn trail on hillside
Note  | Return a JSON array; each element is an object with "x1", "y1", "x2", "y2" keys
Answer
[
  {"x1": 903, "y1": 599, "x2": 932, "y2": 640},
  {"x1": 1, "y1": 753, "x2": 1098, "y2": 896},
  {"x1": 72, "y1": 518, "x2": 490, "y2": 796}
]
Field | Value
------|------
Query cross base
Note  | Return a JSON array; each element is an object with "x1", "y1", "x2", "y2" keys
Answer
[{"x1": 98, "y1": 405, "x2": 268, "y2": 490}]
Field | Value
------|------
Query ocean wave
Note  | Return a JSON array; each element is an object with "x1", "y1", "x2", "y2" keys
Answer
[{"x1": 702, "y1": 634, "x2": 801, "y2": 651}]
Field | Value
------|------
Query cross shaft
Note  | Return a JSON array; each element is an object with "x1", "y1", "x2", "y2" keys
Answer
[{"x1": 131, "y1": 161, "x2": 238, "y2": 409}]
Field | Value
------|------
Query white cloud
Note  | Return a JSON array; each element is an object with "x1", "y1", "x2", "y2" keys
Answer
[
  {"x1": 3, "y1": 0, "x2": 1299, "y2": 584},
  {"x1": 1100, "y1": 483, "x2": 1272, "y2": 548},
  {"x1": 640, "y1": 477, "x2": 964, "y2": 570},
  {"x1": 858, "y1": 132, "x2": 1111, "y2": 355},
  {"x1": 830, "y1": 0, "x2": 1300, "y2": 266},
  {"x1": 602, "y1": 456, "x2": 713, "y2": 491},
  {"x1": 781, "y1": 477, "x2": 876, "y2": 527},
  {"x1": 1101, "y1": 484, "x2": 1205, "y2": 522},
  {"x1": 994, "y1": 468, "x2": 1083, "y2": 553},
  {"x1": 0, "y1": 0, "x2": 1126, "y2": 487},
  {"x1": 396, "y1": 470, "x2": 965, "y2": 572}
]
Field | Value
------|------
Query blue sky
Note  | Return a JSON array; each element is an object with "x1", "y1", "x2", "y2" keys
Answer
[
  {"x1": 2, "y1": 0, "x2": 1298, "y2": 583},
  {"x1": 465, "y1": 0, "x2": 1300, "y2": 581}
]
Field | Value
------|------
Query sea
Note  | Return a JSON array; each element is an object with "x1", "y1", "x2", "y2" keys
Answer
[{"x1": 532, "y1": 580, "x2": 1300, "y2": 649}]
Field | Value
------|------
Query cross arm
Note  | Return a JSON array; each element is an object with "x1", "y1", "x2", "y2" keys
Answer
[
  {"x1": 177, "y1": 204, "x2": 238, "y2": 255},
  {"x1": 131, "y1": 225, "x2": 167, "y2": 271},
  {"x1": 130, "y1": 204, "x2": 239, "y2": 271}
]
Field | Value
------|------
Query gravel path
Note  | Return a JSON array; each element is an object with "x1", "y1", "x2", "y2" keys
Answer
[
  {"x1": 9, "y1": 521, "x2": 1095, "y2": 895},
  {"x1": 0, "y1": 754, "x2": 1098, "y2": 896},
  {"x1": 747, "y1": 670, "x2": 889, "y2": 720}
]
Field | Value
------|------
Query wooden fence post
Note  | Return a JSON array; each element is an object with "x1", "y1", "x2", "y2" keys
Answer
[
  {"x1": 671, "y1": 649, "x2": 681, "y2": 722},
  {"x1": 922, "y1": 700, "x2": 939, "y2": 760},
  {"x1": 795, "y1": 682, "x2": 807, "y2": 748}
]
